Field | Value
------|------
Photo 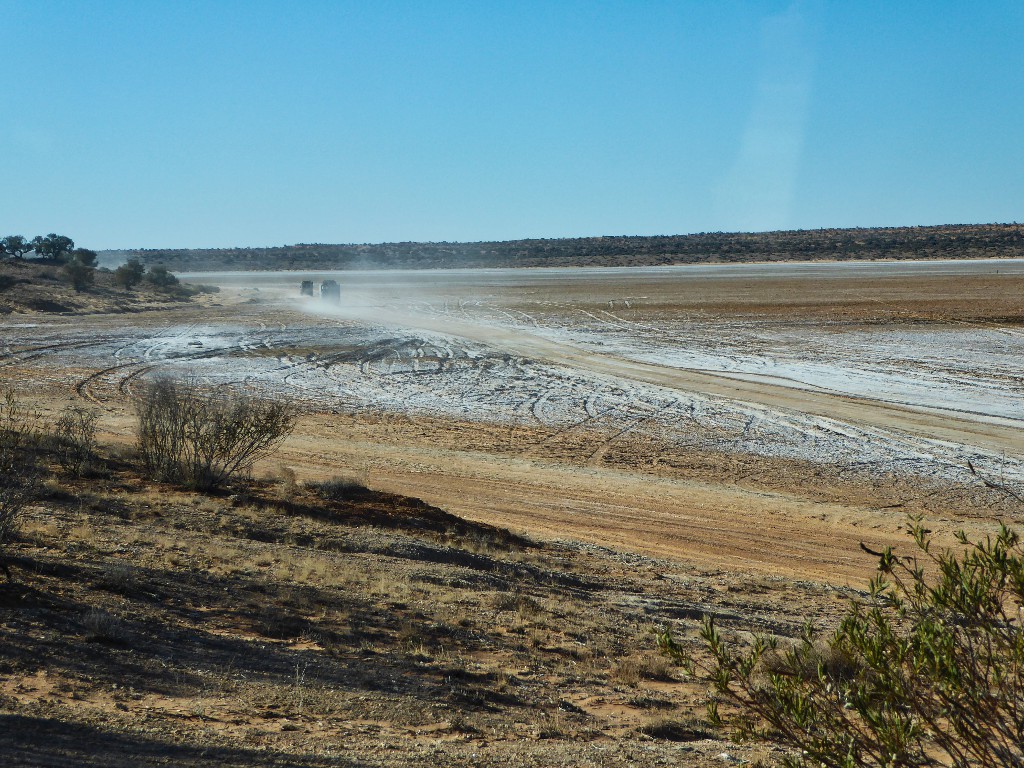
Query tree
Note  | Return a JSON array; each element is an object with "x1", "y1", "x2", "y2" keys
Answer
[
  {"x1": 660, "y1": 518, "x2": 1024, "y2": 767},
  {"x1": 0, "y1": 235, "x2": 31, "y2": 259},
  {"x1": 31, "y1": 233, "x2": 75, "y2": 262},
  {"x1": 114, "y1": 258, "x2": 146, "y2": 289}
]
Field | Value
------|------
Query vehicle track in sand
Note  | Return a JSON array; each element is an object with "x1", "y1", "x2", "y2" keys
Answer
[
  {"x1": 7, "y1": 261, "x2": 1023, "y2": 586},
  {"x1": 342, "y1": 307, "x2": 1024, "y2": 459},
  {"x1": 75, "y1": 346, "x2": 242, "y2": 403}
]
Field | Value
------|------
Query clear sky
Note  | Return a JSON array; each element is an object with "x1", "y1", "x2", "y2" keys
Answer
[{"x1": 4, "y1": 1, "x2": 1023, "y2": 249}]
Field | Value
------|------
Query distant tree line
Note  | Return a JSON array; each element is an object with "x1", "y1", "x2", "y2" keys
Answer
[
  {"x1": 114, "y1": 223, "x2": 1024, "y2": 272},
  {"x1": 1, "y1": 233, "x2": 99, "y2": 292},
  {"x1": 1, "y1": 234, "x2": 97, "y2": 267},
  {"x1": 2, "y1": 232, "x2": 180, "y2": 294}
]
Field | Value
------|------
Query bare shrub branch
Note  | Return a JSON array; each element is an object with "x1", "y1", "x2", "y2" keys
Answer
[
  {"x1": 52, "y1": 405, "x2": 99, "y2": 476},
  {"x1": 0, "y1": 390, "x2": 44, "y2": 576},
  {"x1": 136, "y1": 378, "x2": 295, "y2": 491}
]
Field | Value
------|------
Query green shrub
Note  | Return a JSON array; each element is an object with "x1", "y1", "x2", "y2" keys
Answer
[
  {"x1": 145, "y1": 265, "x2": 179, "y2": 290},
  {"x1": 659, "y1": 518, "x2": 1024, "y2": 767},
  {"x1": 136, "y1": 378, "x2": 295, "y2": 491},
  {"x1": 113, "y1": 258, "x2": 145, "y2": 289},
  {"x1": 63, "y1": 257, "x2": 95, "y2": 292}
]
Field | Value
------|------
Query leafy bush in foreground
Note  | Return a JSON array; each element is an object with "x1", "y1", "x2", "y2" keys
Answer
[
  {"x1": 136, "y1": 378, "x2": 295, "y2": 491},
  {"x1": 660, "y1": 518, "x2": 1024, "y2": 767}
]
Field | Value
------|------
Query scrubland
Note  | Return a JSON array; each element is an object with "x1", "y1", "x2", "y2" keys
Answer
[{"x1": 1, "y1": 258, "x2": 1022, "y2": 765}]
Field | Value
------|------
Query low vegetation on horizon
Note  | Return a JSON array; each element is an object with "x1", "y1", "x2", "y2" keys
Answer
[
  {"x1": 0, "y1": 232, "x2": 217, "y2": 315},
  {"x1": 115, "y1": 223, "x2": 1024, "y2": 272}
]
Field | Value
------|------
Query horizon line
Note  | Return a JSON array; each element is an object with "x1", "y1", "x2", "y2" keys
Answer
[{"x1": 96, "y1": 221, "x2": 1023, "y2": 253}]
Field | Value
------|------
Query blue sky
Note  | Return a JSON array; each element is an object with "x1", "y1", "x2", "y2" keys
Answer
[{"x1": 3, "y1": 1, "x2": 1022, "y2": 249}]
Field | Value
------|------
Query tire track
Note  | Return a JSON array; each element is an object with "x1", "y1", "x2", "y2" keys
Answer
[
  {"x1": 74, "y1": 345, "x2": 256, "y2": 404},
  {"x1": 0, "y1": 337, "x2": 124, "y2": 365}
]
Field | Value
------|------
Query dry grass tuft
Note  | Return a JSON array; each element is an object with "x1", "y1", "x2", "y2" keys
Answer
[
  {"x1": 637, "y1": 715, "x2": 713, "y2": 742},
  {"x1": 82, "y1": 608, "x2": 127, "y2": 644},
  {"x1": 612, "y1": 653, "x2": 676, "y2": 685}
]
